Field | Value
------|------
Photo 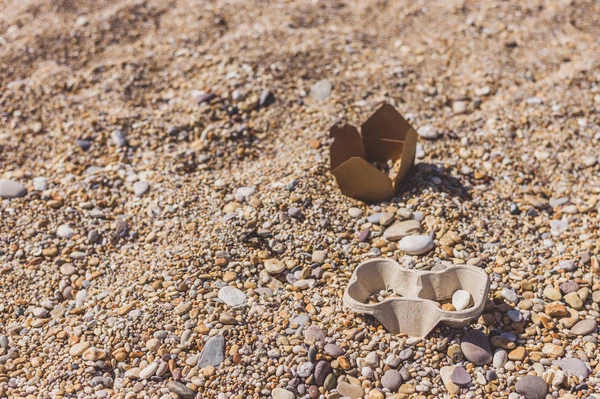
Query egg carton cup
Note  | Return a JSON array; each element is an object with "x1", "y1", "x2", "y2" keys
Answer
[{"x1": 343, "y1": 258, "x2": 490, "y2": 337}]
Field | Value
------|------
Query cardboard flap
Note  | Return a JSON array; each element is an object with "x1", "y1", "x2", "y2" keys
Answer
[
  {"x1": 392, "y1": 127, "x2": 418, "y2": 187},
  {"x1": 329, "y1": 124, "x2": 366, "y2": 170},
  {"x1": 331, "y1": 157, "x2": 394, "y2": 203},
  {"x1": 361, "y1": 104, "x2": 415, "y2": 162}
]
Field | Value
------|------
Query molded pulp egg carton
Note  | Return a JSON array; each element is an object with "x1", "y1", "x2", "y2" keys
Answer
[{"x1": 344, "y1": 258, "x2": 490, "y2": 337}]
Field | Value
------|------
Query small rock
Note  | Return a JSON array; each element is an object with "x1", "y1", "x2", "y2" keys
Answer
[
  {"x1": 57, "y1": 224, "x2": 74, "y2": 239},
  {"x1": 167, "y1": 381, "x2": 196, "y2": 399},
  {"x1": 111, "y1": 130, "x2": 127, "y2": 147},
  {"x1": 336, "y1": 382, "x2": 363, "y2": 399},
  {"x1": 501, "y1": 288, "x2": 518, "y2": 303},
  {"x1": 381, "y1": 369, "x2": 402, "y2": 390},
  {"x1": 312, "y1": 250, "x2": 327, "y2": 264},
  {"x1": 0, "y1": 179, "x2": 27, "y2": 199},
  {"x1": 564, "y1": 292, "x2": 583, "y2": 309},
  {"x1": 304, "y1": 325, "x2": 325, "y2": 344},
  {"x1": 133, "y1": 181, "x2": 150, "y2": 197},
  {"x1": 310, "y1": 80, "x2": 333, "y2": 101},
  {"x1": 218, "y1": 286, "x2": 246, "y2": 307},
  {"x1": 461, "y1": 329, "x2": 492, "y2": 365},
  {"x1": 453, "y1": 101, "x2": 467, "y2": 114},
  {"x1": 398, "y1": 235, "x2": 434, "y2": 255},
  {"x1": 383, "y1": 220, "x2": 423, "y2": 241},
  {"x1": 493, "y1": 349, "x2": 508, "y2": 368},
  {"x1": 543, "y1": 286, "x2": 562, "y2": 301},
  {"x1": 450, "y1": 366, "x2": 471, "y2": 386},
  {"x1": 69, "y1": 341, "x2": 91, "y2": 357},
  {"x1": 515, "y1": 375, "x2": 548, "y2": 399},
  {"x1": 259, "y1": 89, "x2": 275, "y2": 107},
  {"x1": 324, "y1": 343, "x2": 343, "y2": 357},
  {"x1": 197, "y1": 335, "x2": 225, "y2": 368},
  {"x1": 139, "y1": 362, "x2": 158, "y2": 380},
  {"x1": 314, "y1": 360, "x2": 331, "y2": 386},
  {"x1": 348, "y1": 207, "x2": 363, "y2": 218},
  {"x1": 452, "y1": 290, "x2": 472, "y2": 311},
  {"x1": 440, "y1": 366, "x2": 460, "y2": 394},
  {"x1": 76, "y1": 139, "x2": 92, "y2": 151},
  {"x1": 571, "y1": 319, "x2": 597, "y2": 335},
  {"x1": 416, "y1": 125, "x2": 440, "y2": 140},
  {"x1": 554, "y1": 358, "x2": 590, "y2": 380},
  {"x1": 264, "y1": 259, "x2": 285, "y2": 274},
  {"x1": 272, "y1": 388, "x2": 294, "y2": 399}
]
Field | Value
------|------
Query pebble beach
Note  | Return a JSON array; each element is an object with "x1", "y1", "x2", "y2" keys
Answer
[{"x1": 1, "y1": 1, "x2": 600, "y2": 399}]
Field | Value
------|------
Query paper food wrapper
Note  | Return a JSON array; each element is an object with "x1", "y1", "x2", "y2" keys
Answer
[{"x1": 330, "y1": 103, "x2": 418, "y2": 203}]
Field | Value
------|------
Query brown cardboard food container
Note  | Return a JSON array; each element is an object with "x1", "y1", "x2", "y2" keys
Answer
[
  {"x1": 344, "y1": 258, "x2": 490, "y2": 337},
  {"x1": 330, "y1": 103, "x2": 418, "y2": 203}
]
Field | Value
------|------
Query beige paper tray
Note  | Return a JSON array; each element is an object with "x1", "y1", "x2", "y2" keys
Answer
[{"x1": 343, "y1": 258, "x2": 490, "y2": 337}]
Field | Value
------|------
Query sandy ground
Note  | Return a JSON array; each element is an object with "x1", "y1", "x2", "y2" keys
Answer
[{"x1": 1, "y1": 0, "x2": 600, "y2": 398}]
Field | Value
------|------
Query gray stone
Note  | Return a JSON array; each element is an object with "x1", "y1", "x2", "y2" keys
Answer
[
  {"x1": 57, "y1": 224, "x2": 75, "y2": 239},
  {"x1": 450, "y1": 366, "x2": 471, "y2": 386},
  {"x1": 218, "y1": 286, "x2": 246, "y2": 307},
  {"x1": 383, "y1": 220, "x2": 423, "y2": 241},
  {"x1": 493, "y1": 349, "x2": 508, "y2": 368},
  {"x1": 133, "y1": 181, "x2": 150, "y2": 197},
  {"x1": 310, "y1": 80, "x2": 333, "y2": 100},
  {"x1": 515, "y1": 375, "x2": 548, "y2": 399},
  {"x1": 417, "y1": 125, "x2": 440, "y2": 140},
  {"x1": 399, "y1": 348, "x2": 413, "y2": 360},
  {"x1": 554, "y1": 358, "x2": 590, "y2": 380},
  {"x1": 0, "y1": 179, "x2": 27, "y2": 199},
  {"x1": 324, "y1": 343, "x2": 343, "y2": 357},
  {"x1": 111, "y1": 130, "x2": 127, "y2": 147},
  {"x1": 501, "y1": 288, "x2": 518, "y2": 303},
  {"x1": 314, "y1": 360, "x2": 331, "y2": 385},
  {"x1": 197, "y1": 335, "x2": 225, "y2": 368},
  {"x1": 304, "y1": 325, "x2": 325, "y2": 344},
  {"x1": 571, "y1": 319, "x2": 597, "y2": 335},
  {"x1": 559, "y1": 281, "x2": 579, "y2": 294},
  {"x1": 297, "y1": 362, "x2": 313, "y2": 378},
  {"x1": 312, "y1": 250, "x2": 327, "y2": 264},
  {"x1": 33, "y1": 177, "x2": 48, "y2": 191},
  {"x1": 461, "y1": 329, "x2": 492, "y2": 365},
  {"x1": 167, "y1": 381, "x2": 196, "y2": 399},
  {"x1": 348, "y1": 207, "x2": 362, "y2": 218},
  {"x1": 398, "y1": 235, "x2": 434, "y2": 255},
  {"x1": 381, "y1": 369, "x2": 402, "y2": 390}
]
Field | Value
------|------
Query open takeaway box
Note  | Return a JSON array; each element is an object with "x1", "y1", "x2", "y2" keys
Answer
[{"x1": 330, "y1": 103, "x2": 418, "y2": 203}]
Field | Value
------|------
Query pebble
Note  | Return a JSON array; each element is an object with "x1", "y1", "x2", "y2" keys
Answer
[
  {"x1": 563, "y1": 292, "x2": 583, "y2": 309},
  {"x1": 440, "y1": 366, "x2": 460, "y2": 394},
  {"x1": 416, "y1": 125, "x2": 440, "y2": 140},
  {"x1": 571, "y1": 319, "x2": 597, "y2": 335},
  {"x1": 264, "y1": 258, "x2": 285, "y2": 274},
  {"x1": 383, "y1": 220, "x2": 423, "y2": 241},
  {"x1": 310, "y1": 79, "x2": 333, "y2": 100},
  {"x1": 167, "y1": 381, "x2": 196, "y2": 398},
  {"x1": 348, "y1": 207, "x2": 363, "y2": 218},
  {"x1": 501, "y1": 288, "x2": 518, "y2": 303},
  {"x1": 336, "y1": 382, "x2": 363, "y2": 399},
  {"x1": 111, "y1": 130, "x2": 127, "y2": 147},
  {"x1": 139, "y1": 362, "x2": 159, "y2": 379},
  {"x1": 381, "y1": 369, "x2": 402, "y2": 390},
  {"x1": 324, "y1": 343, "x2": 344, "y2": 357},
  {"x1": 197, "y1": 335, "x2": 225, "y2": 368},
  {"x1": 133, "y1": 181, "x2": 150, "y2": 197},
  {"x1": 312, "y1": 250, "x2": 327, "y2": 264},
  {"x1": 554, "y1": 358, "x2": 590, "y2": 380},
  {"x1": 56, "y1": 224, "x2": 75, "y2": 239},
  {"x1": 218, "y1": 286, "x2": 247, "y2": 307},
  {"x1": 461, "y1": 329, "x2": 492, "y2": 365},
  {"x1": 272, "y1": 388, "x2": 295, "y2": 399},
  {"x1": 398, "y1": 235, "x2": 434, "y2": 255},
  {"x1": 451, "y1": 290, "x2": 471, "y2": 311},
  {"x1": 515, "y1": 375, "x2": 548, "y2": 399},
  {"x1": 450, "y1": 366, "x2": 471, "y2": 386},
  {"x1": 0, "y1": 179, "x2": 27, "y2": 199},
  {"x1": 314, "y1": 360, "x2": 331, "y2": 385},
  {"x1": 69, "y1": 341, "x2": 91, "y2": 357},
  {"x1": 259, "y1": 89, "x2": 275, "y2": 107}
]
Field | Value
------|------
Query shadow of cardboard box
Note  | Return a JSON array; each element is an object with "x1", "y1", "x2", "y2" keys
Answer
[{"x1": 330, "y1": 103, "x2": 418, "y2": 203}]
